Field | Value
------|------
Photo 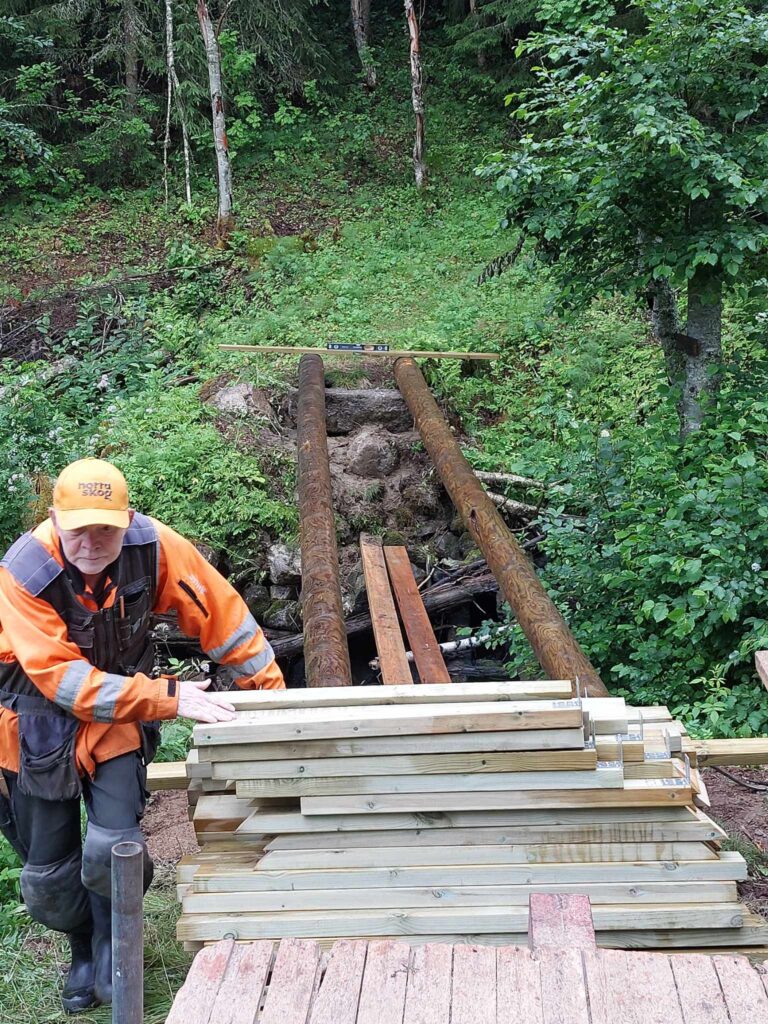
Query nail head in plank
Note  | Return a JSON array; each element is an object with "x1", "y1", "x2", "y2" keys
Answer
[
  {"x1": 356, "y1": 940, "x2": 411, "y2": 1024},
  {"x1": 259, "y1": 938, "x2": 323, "y2": 1024},
  {"x1": 713, "y1": 953, "x2": 768, "y2": 1023},
  {"x1": 361, "y1": 536, "x2": 412, "y2": 685},
  {"x1": 384, "y1": 546, "x2": 451, "y2": 684},
  {"x1": 402, "y1": 943, "x2": 453, "y2": 1024},
  {"x1": 308, "y1": 939, "x2": 367, "y2": 1024},
  {"x1": 528, "y1": 893, "x2": 596, "y2": 950}
]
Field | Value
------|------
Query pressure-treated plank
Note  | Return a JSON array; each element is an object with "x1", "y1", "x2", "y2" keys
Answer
[
  {"x1": 237, "y1": 765, "x2": 625, "y2": 798},
  {"x1": 176, "y1": 904, "x2": 746, "y2": 942},
  {"x1": 264, "y1": 817, "x2": 724, "y2": 849},
  {"x1": 259, "y1": 938, "x2": 323, "y2": 1024},
  {"x1": 538, "y1": 948, "x2": 590, "y2": 1024},
  {"x1": 165, "y1": 939, "x2": 237, "y2": 1024},
  {"x1": 384, "y1": 546, "x2": 452, "y2": 684},
  {"x1": 496, "y1": 946, "x2": 543, "y2": 1023},
  {"x1": 694, "y1": 737, "x2": 768, "y2": 767},
  {"x1": 361, "y1": 536, "x2": 412, "y2": 685},
  {"x1": 668, "y1": 953, "x2": 730, "y2": 1023},
  {"x1": 212, "y1": 748, "x2": 598, "y2": 780},
  {"x1": 254, "y1": 841, "x2": 716, "y2": 871},
  {"x1": 450, "y1": 944, "x2": 496, "y2": 1024},
  {"x1": 528, "y1": 893, "x2": 595, "y2": 950},
  {"x1": 355, "y1": 940, "x2": 410, "y2": 1024},
  {"x1": 235, "y1": 804, "x2": 701, "y2": 836},
  {"x1": 713, "y1": 953, "x2": 768, "y2": 1023},
  {"x1": 402, "y1": 943, "x2": 453, "y2": 1024},
  {"x1": 184, "y1": 882, "x2": 739, "y2": 914},
  {"x1": 307, "y1": 939, "x2": 367, "y2": 1024},
  {"x1": 200, "y1": 727, "x2": 588, "y2": 763},
  {"x1": 191, "y1": 856, "x2": 747, "y2": 895},
  {"x1": 216, "y1": 680, "x2": 575, "y2": 713},
  {"x1": 206, "y1": 940, "x2": 274, "y2": 1024},
  {"x1": 297, "y1": 778, "x2": 693, "y2": 815},
  {"x1": 194, "y1": 699, "x2": 584, "y2": 746}
]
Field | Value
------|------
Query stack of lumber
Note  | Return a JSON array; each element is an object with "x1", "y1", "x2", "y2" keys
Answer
[{"x1": 177, "y1": 682, "x2": 768, "y2": 952}]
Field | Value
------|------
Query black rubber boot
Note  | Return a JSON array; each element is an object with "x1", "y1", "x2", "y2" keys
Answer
[
  {"x1": 61, "y1": 930, "x2": 97, "y2": 1014},
  {"x1": 90, "y1": 893, "x2": 112, "y2": 1006}
]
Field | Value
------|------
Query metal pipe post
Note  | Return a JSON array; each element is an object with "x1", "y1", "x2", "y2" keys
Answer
[
  {"x1": 111, "y1": 841, "x2": 144, "y2": 1024},
  {"x1": 296, "y1": 353, "x2": 353, "y2": 686},
  {"x1": 393, "y1": 357, "x2": 608, "y2": 697}
]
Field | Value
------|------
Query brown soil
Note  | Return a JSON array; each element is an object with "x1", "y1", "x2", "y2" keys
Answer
[
  {"x1": 703, "y1": 766, "x2": 768, "y2": 919},
  {"x1": 142, "y1": 790, "x2": 198, "y2": 864}
]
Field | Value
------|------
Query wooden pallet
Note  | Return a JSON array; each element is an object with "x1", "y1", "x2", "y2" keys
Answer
[{"x1": 166, "y1": 894, "x2": 768, "y2": 1023}]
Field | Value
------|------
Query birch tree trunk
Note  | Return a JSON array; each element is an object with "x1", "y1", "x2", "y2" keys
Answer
[
  {"x1": 164, "y1": 0, "x2": 192, "y2": 205},
  {"x1": 351, "y1": 0, "x2": 376, "y2": 89},
  {"x1": 404, "y1": 0, "x2": 426, "y2": 188},
  {"x1": 681, "y1": 272, "x2": 722, "y2": 435},
  {"x1": 197, "y1": 0, "x2": 234, "y2": 244}
]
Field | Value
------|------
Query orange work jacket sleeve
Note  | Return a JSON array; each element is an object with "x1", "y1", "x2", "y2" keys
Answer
[{"x1": 152, "y1": 520, "x2": 285, "y2": 691}]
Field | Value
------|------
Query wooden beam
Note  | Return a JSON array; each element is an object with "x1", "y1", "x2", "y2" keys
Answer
[
  {"x1": 218, "y1": 681, "x2": 574, "y2": 713},
  {"x1": 191, "y1": 853, "x2": 748, "y2": 894},
  {"x1": 235, "y1": 764, "x2": 626, "y2": 798},
  {"x1": 361, "y1": 536, "x2": 412, "y2": 685},
  {"x1": 194, "y1": 699, "x2": 586, "y2": 746},
  {"x1": 182, "y1": 882, "x2": 739, "y2": 915},
  {"x1": 297, "y1": 778, "x2": 693, "y2": 815},
  {"x1": 383, "y1": 546, "x2": 451, "y2": 684},
  {"x1": 212, "y1": 748, "x2": 599, "y2": 780},
  {"x1": 220, "y1": 345, "x2": 499, "y2": 361},
  {"x1": 175, "y1": 903, "x2": 746, "y2": 942}
]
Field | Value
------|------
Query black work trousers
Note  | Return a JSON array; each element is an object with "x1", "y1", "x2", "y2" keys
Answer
[{"x1": 1, "y1": 751, "x2": 153, "y2": 933}]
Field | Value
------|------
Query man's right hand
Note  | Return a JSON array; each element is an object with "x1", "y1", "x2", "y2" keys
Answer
[{"x1": 176, "y1": 678, "x2": 237, "y2": 723}]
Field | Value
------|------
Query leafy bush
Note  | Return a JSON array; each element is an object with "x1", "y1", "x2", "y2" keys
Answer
[{"x1": 473, "y1": 346, "x2": 768, "y2": 737}]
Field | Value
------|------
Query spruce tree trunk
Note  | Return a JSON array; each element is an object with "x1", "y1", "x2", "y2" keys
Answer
[
  {"x1": 405, "y1": 0, "x2": 426, "y2": 188},
  {"x1": 680, "y1": 272, "x2": 722, "y2": 435},
  {"x1": 351, "y1": 0, "x2": 376, "y2": 89},
  {"x1": 123, "y1": 0, "x2": 139, "y2": 112},
  {"x1": 164, "y1": 0, "x2": 192, "y2": 205},
  {"x1": 197, "y1": 0, "x2": 234, "y2": 244}
]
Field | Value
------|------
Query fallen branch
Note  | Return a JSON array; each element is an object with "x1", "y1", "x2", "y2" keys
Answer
[
  {"x1": 476, "y1": 470, "x2": 566, "y2": 493},
  {"x1": 486, "y1": 491, "x2": 540, "y2": 517},
  {"x1": 369, "y1": 635, "x2": 482, "y2": 671}
]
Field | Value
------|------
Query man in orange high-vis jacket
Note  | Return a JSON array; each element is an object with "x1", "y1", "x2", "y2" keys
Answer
[{"x1": 0, "y1": 458, "x2": 285, "y2": 1013}]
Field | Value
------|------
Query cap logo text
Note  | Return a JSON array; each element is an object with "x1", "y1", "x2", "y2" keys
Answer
[{"x1": 78, "y1": 481, "x2": 113, "y2": 499}]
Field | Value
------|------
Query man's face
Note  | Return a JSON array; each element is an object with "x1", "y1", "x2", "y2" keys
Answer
[{"x1": 51, "y1": 515, "x2": 128, "y2": 577}]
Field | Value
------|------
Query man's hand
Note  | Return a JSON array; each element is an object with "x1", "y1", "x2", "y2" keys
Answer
[{"x1": 177, "y1": 678, "x2": 237, "y2": 723}]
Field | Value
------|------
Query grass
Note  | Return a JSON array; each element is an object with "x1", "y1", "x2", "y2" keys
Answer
[{"x1": 0, "y1": 864, "x2": 189, "y2": 1024}]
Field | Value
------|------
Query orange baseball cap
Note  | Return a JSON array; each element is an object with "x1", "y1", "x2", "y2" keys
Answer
[{"x1": 52, "y1": 458, "x2": 131, "y2": 530}]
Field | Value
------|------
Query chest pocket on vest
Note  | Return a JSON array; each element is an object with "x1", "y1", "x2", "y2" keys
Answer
[{"x1": 117, "y1": 577, "x2": 152, "y2": 647}]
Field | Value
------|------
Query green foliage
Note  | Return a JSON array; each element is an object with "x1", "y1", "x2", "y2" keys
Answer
[
  {"x1": 480, "y1": 0, "x2": 768, "y2": 300},
  {"x1": 102, "y1": 381, "x2": 296, "y2": 563},
  {"x1": 0, "y1": 841, "x2": 23, "y2": 938}
]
